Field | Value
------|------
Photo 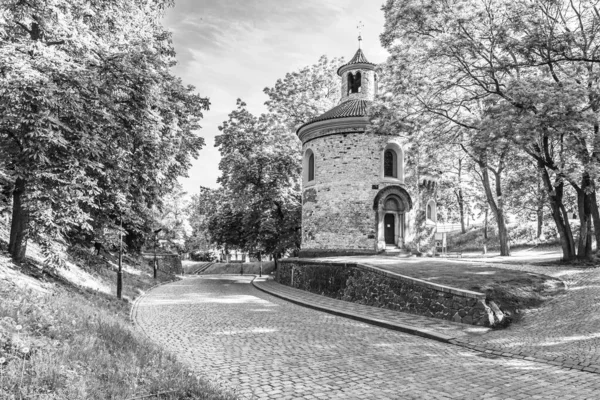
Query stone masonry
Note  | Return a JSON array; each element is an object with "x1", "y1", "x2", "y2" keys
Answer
[
  {"x1": 302, "y1": 133, "x2": 413, "y2": 253},
  {"x1": 278, "y1": 259, "x2": 503, "y2": 327},
  {"x1": 296, "y1": 47, "x2": 438, "y2": 257}
]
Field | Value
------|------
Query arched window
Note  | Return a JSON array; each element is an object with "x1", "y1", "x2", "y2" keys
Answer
[
  {"x1": 426, "y1": 200, "x2": 437, "y2": 223},
  {"x1": 384, "y1": 150, "x2": 397, "y2": 178},
  {"x1": 348, "y1": 71, "x2": 362, "y2": 94},
  {"x1": 381, "y1": 144, "x2": 404, "y2": 183},
  {"x1": 304, "y1": 149, "x2": 315, "y2": 184}
]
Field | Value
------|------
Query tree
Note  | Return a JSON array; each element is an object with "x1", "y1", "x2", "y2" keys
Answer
[
  {"x1": 263, "y1": 55, "x2": 343, "y2": 131},
  {"x1": 377, "y1": 0, "x2": 600, "y2": 260},
  {"x1": 213, "y1": 100, "x2": 302, "y2": 260},
  {"x1": 192, "y1": 56, "x2": 341, "y2": 261},
  {"x1": 0, "y1": 0, "x2": 208, "y2": 262},
  {"x1": 186, "y1": 187, "x2": 217, "y2": 254}
]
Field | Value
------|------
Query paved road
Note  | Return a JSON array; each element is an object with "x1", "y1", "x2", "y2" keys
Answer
[{"x1": 133, "y1": 276, "x2": 600, "y2": 399}]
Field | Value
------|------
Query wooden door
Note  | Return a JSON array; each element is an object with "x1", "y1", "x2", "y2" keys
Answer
[{"x1": 384, "y1": 214, "x2": 395, "y2": 245}]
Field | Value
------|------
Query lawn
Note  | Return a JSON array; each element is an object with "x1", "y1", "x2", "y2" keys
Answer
[{"x1": 363, "y1": 258, "x2": 565, "y2": 322}]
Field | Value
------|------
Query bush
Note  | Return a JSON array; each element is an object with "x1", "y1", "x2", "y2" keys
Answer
[{"x1": 190, "y1": 251, "x2": 216, "y2": 262}]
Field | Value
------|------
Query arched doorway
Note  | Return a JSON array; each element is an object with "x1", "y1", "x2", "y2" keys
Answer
[
  {"x1": 373, "y1": 186, "x2": 413, "y2": 251},
  {"x1": 383, "y1": 196, "x2": 405, "y2": 247}
]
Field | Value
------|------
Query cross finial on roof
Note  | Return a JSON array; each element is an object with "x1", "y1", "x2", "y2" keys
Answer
[{"x1": 357, "y1": 21, "x2": 364, "y2": 49}]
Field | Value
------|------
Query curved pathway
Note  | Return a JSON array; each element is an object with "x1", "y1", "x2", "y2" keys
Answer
[
  {"x1": 440, "y1": 256, "x2": 600, "y2": 370},
  {"x1": 133, "y1": 275, "x2": 600, "y2": 399}
]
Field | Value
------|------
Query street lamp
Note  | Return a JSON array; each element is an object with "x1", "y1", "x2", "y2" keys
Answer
[
  {"x1": 117, "y1": 217, "x2": 124, "y2": 299},
  {"x1": 153, "y1": 228, "x2": 162, "y2": 279}
]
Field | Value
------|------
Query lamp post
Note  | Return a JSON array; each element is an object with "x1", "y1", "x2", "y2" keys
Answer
[
  {"x1": 117, "y1": 217, "x2": 123, "y2": 299},
  {"x1": 153, "y1": 228, "x2": 162, "y2": 279}
]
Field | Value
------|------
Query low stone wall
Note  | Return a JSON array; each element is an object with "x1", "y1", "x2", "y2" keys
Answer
[
  {"x1": 299, "y1": 249, "x2": 378, "y2": 258},
  {"x1": 278, "y1": 259, "x2": 505, "y2": 327},
  {"x1": 142, "y1": 253, "x2": 183, "y2": 275},
  {"x1": 200, "y1": 261, "x2": 276, "y2": 276}
]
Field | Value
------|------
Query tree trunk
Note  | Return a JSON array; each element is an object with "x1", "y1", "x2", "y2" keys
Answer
[
  {"x1": 539, "y1": 164, "x2": 576, "y2": 261},
  {"x1": 482, "y1": 207, "x2": 488, "y2": 254},
  {"x1": 575, "y1": 174, "x2": 594, "y2": 260},
  {"x1": 479, "y1": 161, "x2": 510, "y2": 256},
  {"x1": 537, "y1": 208, "x2": 543, "y2": 240},
  {"x1": 536, "y1": 173, "x2": 544, "y2": 239},
  {"x1": 457, "y1": 158, "x2": 466, "y2": 234},
  {"x1": 8, "y1": 178, "x2": 29, "y2": 263},
  {"x1": 273, "y1": 252, "x2": 279, "y2": 281},
  {"x1": 484, "y1": 208, "x2": 488, "y2": 240},
  {"x1": 591, "y1": 190, "x2": 600, "y2": 257}
]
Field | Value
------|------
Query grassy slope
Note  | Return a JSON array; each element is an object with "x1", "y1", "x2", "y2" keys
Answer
[
  {"x1": 447, "y1": 222, "x2": 563, "y2": 252},
  {"x1": 371, "y1": 259, "x2": 565, "y2": 323},
  {"x1": 0, "y1": 223, "x2": 235, "y2": 400}
]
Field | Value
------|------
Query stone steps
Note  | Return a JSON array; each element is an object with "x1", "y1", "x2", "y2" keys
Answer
[{"x1": 383, "y1": 246, "x2": 413, "y2": 257}]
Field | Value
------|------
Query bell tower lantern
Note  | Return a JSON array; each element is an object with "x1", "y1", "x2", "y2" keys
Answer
[{"x1": 338, "y1": 32, "x2": 377, "y2": 103}]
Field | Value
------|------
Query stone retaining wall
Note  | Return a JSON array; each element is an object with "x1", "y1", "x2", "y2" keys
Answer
[
  {"x1": 142, "y1": 253, "x2": 183, "y2": 275},
  {"x1": 278, "y1": 259, "x2": 505, "y2": 327}
]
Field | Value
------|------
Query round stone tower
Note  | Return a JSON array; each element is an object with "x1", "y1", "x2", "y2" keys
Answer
[{"x1": 297, "y1": 47, "x2": 417, "y2": 257}]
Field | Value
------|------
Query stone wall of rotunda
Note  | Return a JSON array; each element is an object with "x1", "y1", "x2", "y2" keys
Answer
[{"x1": 301, "y1": 132, "x2": 411, "y2": 255}]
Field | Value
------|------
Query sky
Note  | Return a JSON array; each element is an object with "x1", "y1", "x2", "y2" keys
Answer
[{"x1": 162, "y1": 0, "x2": 389, "y2": 195}]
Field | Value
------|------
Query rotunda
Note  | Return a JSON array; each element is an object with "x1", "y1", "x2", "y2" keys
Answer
[{"x1": 297, "y1": 46, "x2": 429, "y2": 257}]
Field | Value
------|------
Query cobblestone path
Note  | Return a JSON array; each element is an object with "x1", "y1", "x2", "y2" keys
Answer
[
  {"x1": 133, "y1": 275, "x2": 600, "y2": 399},
  {"x1": 446, "y1": 259, "x2": 600, "y2": 371}
]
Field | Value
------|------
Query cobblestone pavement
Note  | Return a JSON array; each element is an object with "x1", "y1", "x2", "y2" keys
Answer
[
  {"x1": 445, "y1": 258, "x2": 600, "y2": 372},
  {"x1": 133, "y1": 275, "x2": 600, "y2": 399},
  {"x1": 306, "y1": 251, "x2": 600, "y2": 372}
]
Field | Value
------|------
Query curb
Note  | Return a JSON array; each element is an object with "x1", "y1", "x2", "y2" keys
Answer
[
  {"x1": 251, "y1": 277, "x2": 455, "y2": 345},
  {"x1": 252, "y1": 277, "x2": 600, "y2": 376},
  {"x1": 130, "y1": 276, "x2": 181, "y2": 335}
]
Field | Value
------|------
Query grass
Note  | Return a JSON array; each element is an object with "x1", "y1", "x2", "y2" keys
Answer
[
  {"x1": 367, "y1": 259, "x2": 565, "y2": 323},
  {"x1": 0, "y1": 223, "x2": 236, "y2": 400},
  {"x1": 448, "y1": 222, "x2": 562, "y2": 252},
  {"x1": 0, "y1": 280, "x2": 235, "y2": 399}
]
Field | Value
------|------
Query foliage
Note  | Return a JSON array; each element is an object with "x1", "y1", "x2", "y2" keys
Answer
[
  {"x1": 151, "y1": 183, "x2": 190, "y2": 252},
  {"x1": 375, "y1": 0, "x2": 600, "y2": 260},
  {"x1": 406, "y1": 210, "x2": 436, "y2": 254},
  {"x1": 186, "y1": 187, "x2": 218, "y2": 254},
  {"x1": 212, "y1": 100, "x2": 302, "y2": 257},
  {"x1": 263, "y1": 55, "x2": 343, "y2": 131},
  {"x1": 0, "y1": 0, "x2": 209, "y2": 262}
]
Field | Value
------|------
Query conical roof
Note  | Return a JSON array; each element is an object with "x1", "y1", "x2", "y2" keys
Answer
[
  {"x1": 296, "y1": 100, "x2": 368, "y2": 133},
  {"x1": 337, "y1": 48, "x2": 376, "y2": 76}
]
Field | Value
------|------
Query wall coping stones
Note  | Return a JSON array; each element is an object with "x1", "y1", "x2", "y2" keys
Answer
[
  {"x1": 298, "y1": 249, "x2": 378, "y2": 258},
  {"x1": 280, "y1": 258, "x2": 486, "y2": 300}
]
